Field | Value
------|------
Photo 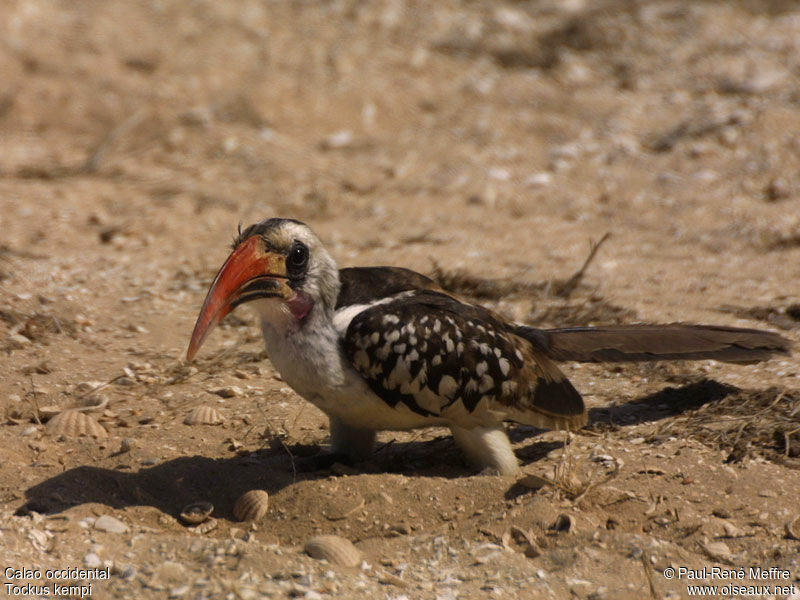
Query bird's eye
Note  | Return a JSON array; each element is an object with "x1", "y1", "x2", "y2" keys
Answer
[{"x1": 287, "y1": 241, "x2": 309, "y2": 275}]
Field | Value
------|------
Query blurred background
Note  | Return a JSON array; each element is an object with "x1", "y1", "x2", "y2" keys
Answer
[
  {"x1": 1, "y1": 4, "x2": 799, "y2": 597},
  {"x1": 2, "y1": 0, "x2": 799, "y2": 359}
]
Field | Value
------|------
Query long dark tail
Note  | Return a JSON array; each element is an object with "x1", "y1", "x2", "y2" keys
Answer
[{"x1": 516, "y1": 324, "x2": 791, "y2": 364}]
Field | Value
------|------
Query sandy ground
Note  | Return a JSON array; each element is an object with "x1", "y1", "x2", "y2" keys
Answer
[{"x1": 1, "y1": 1, "x2": 800, "y2": 598}]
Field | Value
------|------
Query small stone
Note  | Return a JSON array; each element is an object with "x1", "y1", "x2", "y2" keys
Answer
[
  {"x1": 472, "y1": 543, "x2": 503, "y2": 565},
  {"x1": 703, "y1": 541, "x2": 732, "y2": 561},
  {"x1": 765, "y1": 178, "x2": 790, "y2": 202},
  {"x1": 524, "y1": 172, "x2": 552, "y2": 188},
  {"x1": 84, "y1": 552, "x2": 102, "y2": 568},
  {"x1": 210, "y1": 386, "x2": 242, "y2": 398},
  {"x1": 722, "y1": 522, "x2": 744, "y2": 538},
  {"x1": 94, "y1": 514, "x2": 129, "y2": 534},
  {"x1": 319, "y1": 130, "x2": 354, "y2": 150},
  {"x1": 7, "y1": 333, "x2": 31, "y2": 347},
  {"x1": 168, "y1": 585, "x2": 190, "y2": 598},
  {"x1": 502, "y1": 526, "x2": 540, "y2": 558},
  {"x1": 785, "y1": 516, "x2": 800, "y2": 541},
  {"x1": 517, "y1": 474, "x2": 548, "y2": 490}
]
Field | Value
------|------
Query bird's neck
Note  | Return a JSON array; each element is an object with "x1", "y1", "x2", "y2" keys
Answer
[{"x1": 259, "y1": 298, "x2": 346, "y2": 396}]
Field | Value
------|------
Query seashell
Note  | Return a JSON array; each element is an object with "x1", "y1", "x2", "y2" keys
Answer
[
  {"x1": 550, "y1": 513, "x2": 574, "y2": 533},
  {"x1": 517, "y1": 474, "x2": 548, "y2": 490},
  {"x1": 193, "y1": 517, "x2": 218, "y2": 534},
  {"x1": 502, "y1": 526, "x2": 540, "y2": 558},
  {"x1": 180, "y1": 501, "x2": 214, "y2": 525},
  {"x1": 38, "y1": 405, "x2": 64, "y2": 419},
  {"x1": 304, "y1": 535, "x2": 362, "y2": 567},
  {"x1": 183, "y1": 406, "x2": 224, "y2": 426},
  {"x1": 46, "y1": 410, "x2": 108, "y2": 438},
  {"x1": 233, "y1": 490, "x2": 269, "y2": 522},
  {"x1": 785, "y1": 515, "x2": 800, "y2": 541}
]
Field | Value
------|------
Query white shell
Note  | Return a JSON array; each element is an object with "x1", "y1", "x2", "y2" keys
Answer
[
  {"x1": 233, "y1": 490, "x2": 270, "y2": 522},
  {"x1": 180, "y1": 501, "x2": 214, "y2": 525},
  {"x1": 47, "y1": 410, "x2": 108, "y2": 438},
  {"x1": 304, "y1": 535, "x2": 362, "y2": 567},
  {"x1": 183, "y1": 406, "x2": 224, "y2": 426}
]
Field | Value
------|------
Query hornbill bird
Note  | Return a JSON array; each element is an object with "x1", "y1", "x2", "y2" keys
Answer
[{"x1": 187, "y1": 218, "x2": 790, "y2": 475}]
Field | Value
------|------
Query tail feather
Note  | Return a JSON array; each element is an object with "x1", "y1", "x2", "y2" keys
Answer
[{"x1": 516, "y1": 324, "x2": 791, "y2": 364}]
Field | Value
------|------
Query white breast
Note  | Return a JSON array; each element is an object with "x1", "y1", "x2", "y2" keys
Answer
[{"x1": 260, "y1": 305, "x2": 439, "y2": 431}]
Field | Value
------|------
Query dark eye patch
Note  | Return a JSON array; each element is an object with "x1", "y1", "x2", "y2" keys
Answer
[{"x1": 287, "y1": 241, "x2": 309, "y2": 279}]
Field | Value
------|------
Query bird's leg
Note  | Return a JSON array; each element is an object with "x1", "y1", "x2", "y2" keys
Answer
[
  {"x1": 329, "y1": 416, "x2": 377, "y2": 463},
  {"x1": 449, "y1": 424, "x2": 520, "y2": 475}
]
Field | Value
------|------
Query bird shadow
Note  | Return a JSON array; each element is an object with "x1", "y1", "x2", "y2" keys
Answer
[
  {"x1": 585, "y1": 378, "x2": 738, "y2": 430},
  {"x1": 18, "y1": 379, "x2": 738, "y2": 519}
]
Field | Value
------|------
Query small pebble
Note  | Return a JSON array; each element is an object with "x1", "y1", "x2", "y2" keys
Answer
[
  {"x1": 94, "y1": 514, "x2": 129, "y2": 534},
  {"x1": 84, "y1": 552, "x2": 102, "y2": 568},
  {"x1": 168, "y1": 585, "x2": 189, "y2": 598},
  {"x1": 703, "y1": 541, "x2": 732, "y2": 561},
  {"x1": 210, "y1": 386, "x2": 242, "y2": 398}
]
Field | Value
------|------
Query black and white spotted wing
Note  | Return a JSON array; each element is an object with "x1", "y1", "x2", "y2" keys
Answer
[{"x1": 341, "y1": 290, "x2": 585, "y2": 428}]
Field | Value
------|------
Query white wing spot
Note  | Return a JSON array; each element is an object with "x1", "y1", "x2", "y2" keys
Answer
[
  {"x1": 476, "y1": 361, "x2": 488, "y2": 377},
  {"x1": 370, "y1": 331, "x2": 381, "y2": 345},
  {"x1": 479, "y1": 343, "x2": 491, "y2": 355},
  {"x1": 479, "y1": 374, "x2": 494, "y2": 393},
  {"x1": 432, "y1": 355, "x2": 442, "y2": 366},
  {"x1": 386, "y1": 330, "x2": 401, "y2": 343},
  {"x1": 515, "y1": 349, "x2": 524, "y2": 361},
  {"x1": 393, "y1": 343, "x2": 407, "y2": 354},
  {"x1": 382, "y1": 314, "x2": 400, "y2": 325},
  {"x1": 499, "y1": 358, "x2": 510, "y2": 376},
  {"x1": 387, "y1": 358, "x2": 411, "y2": 390},
  {"x1": 438, "y1": 375, "x2": 458, "y2": 398},
  {"x1": 502, "y1": 380, "x2": 518, "y2": 396}
]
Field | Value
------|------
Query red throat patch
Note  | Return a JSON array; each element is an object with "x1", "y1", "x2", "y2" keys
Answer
[{"x1": 287, "y1": 290, "x2": 314, "y2": 321}]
